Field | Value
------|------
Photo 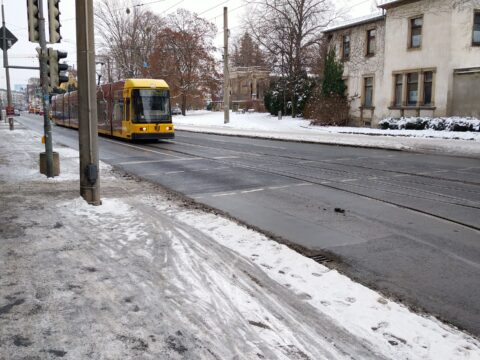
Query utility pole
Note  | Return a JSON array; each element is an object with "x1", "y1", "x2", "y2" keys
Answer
[
  {"x1": 76, "y1": 0, "x2": 100, "y2": 205},
  {"x1": 223, "y1": 6, "x2": 229, "y2": 124},
  {"x1": 2, "y1": 2, "x2": 12, "y2": 125}
]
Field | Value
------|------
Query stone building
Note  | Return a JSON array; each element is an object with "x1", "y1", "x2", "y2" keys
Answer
[
  {"x1": 229, "y1": 66, "x2": 270, "y2": 112},
  {"x1": 324, "y1": 0, "x2": 480, "y2": 127}
]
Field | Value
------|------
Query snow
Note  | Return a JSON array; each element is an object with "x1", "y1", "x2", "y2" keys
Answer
[
  {"x1": 172, "y1": 111, "x2": 480, "y2": 157},
  {"x1": 1, "y1": 123, "x2": 479, "y2": 359}
]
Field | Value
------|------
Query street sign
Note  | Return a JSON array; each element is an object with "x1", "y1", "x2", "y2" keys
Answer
[{"x1": 0, "y1": 26, "x2": 18, "y2": 51}]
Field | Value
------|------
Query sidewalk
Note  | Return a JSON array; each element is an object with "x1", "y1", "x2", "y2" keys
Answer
[
  {"x1": 1, "y1": 122, "x2": 479, "y2": 359},
  {"x1": 173, "y1": 111, "x2": 480, "y2": 158}
]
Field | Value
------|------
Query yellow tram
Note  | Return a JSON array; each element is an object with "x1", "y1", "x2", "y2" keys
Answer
[{"x1": 51, "y1": 79, "x2": 174, "y2": 141}]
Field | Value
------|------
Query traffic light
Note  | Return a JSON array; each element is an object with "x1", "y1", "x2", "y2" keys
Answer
[
  {"x1": 47, "y1": 48, "x2": 69, "y2": 91},
  {"x1": 27, "y1": 0, "x2": 40, "y2": 43},
  {"x1": 48, "y1": 0, "x2": 61, "y2": 43}
]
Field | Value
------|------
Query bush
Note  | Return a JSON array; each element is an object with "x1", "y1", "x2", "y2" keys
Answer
[
  {"x1": 304, "y1": 93, "x2": 350, "y2": 126},
  {"x1": 378, "y1": 117, "x2": 480, "y2": 132}
]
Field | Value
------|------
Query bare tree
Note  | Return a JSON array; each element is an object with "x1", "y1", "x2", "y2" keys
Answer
[
  {"x1": 95, "y1": 0, "x2": 162, "y2": 81},
  {"x1": 246, "y1": 0, "x2": 335, "y2": 117},
  {"x1": 148, "y1": 9, "x2": 220, "y2": 115}
]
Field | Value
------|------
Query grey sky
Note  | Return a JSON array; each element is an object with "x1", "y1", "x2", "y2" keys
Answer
[{"x1": 0, "y1": 0, "x2": 374, "y2": 89}]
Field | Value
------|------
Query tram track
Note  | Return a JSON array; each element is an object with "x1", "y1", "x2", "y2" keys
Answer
[{"x1": 140, "y1": 140, "x2": 480, "y2": 231}]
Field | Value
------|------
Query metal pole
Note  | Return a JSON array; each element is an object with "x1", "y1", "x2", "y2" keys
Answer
[
  {"x1": 38, "y1": 0, "x2": 54, "y2": 176},
  {"x1": 2, "y1": 2, "x2": 12, "y2": 124},
  {"x1": 223, "y1": 7, "x2": 229, "y2": 124},
  {"x1": 76, "y1": 0, "x2": 100, "y2": 205}
]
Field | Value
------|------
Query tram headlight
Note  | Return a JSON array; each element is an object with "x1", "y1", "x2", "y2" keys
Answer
[{"x1": 140, "y1": 127, "x2": 147, "y2": 131}]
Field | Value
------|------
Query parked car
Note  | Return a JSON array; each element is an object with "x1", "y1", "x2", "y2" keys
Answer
[
  {"x1": 171, "y1": 107, "x2": 182, "y2": 115},
  {"x1": 14, "y1": 109, "x2": 20, "y2": 116}
]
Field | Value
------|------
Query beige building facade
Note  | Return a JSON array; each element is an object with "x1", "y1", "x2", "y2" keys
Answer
[
  {"x1": 229, "y1": 66, "x2": 270, "y2": 112},
  {"x1": 325, "y1": 0, "x2": 480, "y2": 127}
]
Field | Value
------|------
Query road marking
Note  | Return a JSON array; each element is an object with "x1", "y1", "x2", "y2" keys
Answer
[
  {"x1": 241, "y1": 188, "x2": 264, "y2": 194},
  {"x1": 434, "y1": 170, "x2": 448, "y2": 173},
  {"x1": 165, "y1": 171, "x2": 185, "y2": 174},
  {"x1": 214, "y1": 166, "x2": 230, "y2": 170},
  {"x1": 213, "y1": 156, "x2": 238, "y2": 159},
  {"x1": 368, "y1": 176, "x2": 378, "y2": 180},
  {"x1": 299, "y1": 160, "x2": 315, "y2": 164},
  {"x1": 117, "y1": 157, "x2": 201, "y2": 165},
  {"x1": 268, "y1": 185, "x2": 290, "y2": 190},
  {"x1": 392, "y1": 174, "x2": 409, "y2": 177},
  {"x1": 212, "y1": 192, "x2": 238, "y2": 197},
  {"x1": 320, "y1": 181, "x2": 331, "y2": 184},
  {"x1": 293, "y1": 183, "x2": 312, "y2": 187},
  {"x1": 102, "y1": 138, "x2": 183, "y2": 158},
  {"x1": 341, "y1": 179, "x2": 358, "y2": 182}
]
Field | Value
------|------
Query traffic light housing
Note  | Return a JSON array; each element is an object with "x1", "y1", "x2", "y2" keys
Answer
[
  {"x1": 48, "y1": 0, "x2": 61, "y2": 43},
  {"x1": 27, "y1": 0, "x2": 40, "y2": 43},
  {"x1": 47, "y1": 48, "x2": 69, "y2": 91}
]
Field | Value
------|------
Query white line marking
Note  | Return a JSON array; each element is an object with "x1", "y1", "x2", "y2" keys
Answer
[
  {"x1": 341, "y1": 179, "x2": 358, "y2": 182},
  {"x1": 392, "y1": 174, "x2": 409, "y2": 177},
  {"x1": 212, "y1": 192, "x2": 237, "y2": 197},
  {"x1": 299, "y1": 160, "x2": 315, "y2": 164},
  {"x1": 102, "y1": 138, "x2": 183, "y2": 158},
  {"x1": 241, "y1": 188, "x2": 264, "y2": 194},
  {"x1": 165, "y1": 171, "x2": 185, "y2": 174},
  {"x1": 268, "y1": 185, "x2": 290, "y2": 190},
  {"x1": 118, "y1": 157, "x2": 201, "y2": 165},
  {"x1": 368, "y1": 176, "x2": 378, "y2": 180},
  {"x1": 213, "y1": 156, "x2": 238, "y2": 159},
  {"x1": 434, "y1": 170, "x2": 448, "y2": 173},
  {"x1": 294, "y1": 183, "x2": 312, "y2": 187},
  {"x1": 321, "y1": 181, "x2": 331, "y2": 184}
]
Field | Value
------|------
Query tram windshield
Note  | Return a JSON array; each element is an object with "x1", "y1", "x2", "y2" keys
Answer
[{"x1": 132, "y1": 89, "x2": 170, "y2": 123}]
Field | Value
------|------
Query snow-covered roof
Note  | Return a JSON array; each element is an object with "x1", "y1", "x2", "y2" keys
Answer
[{"x1": 323, "y1": 13, "x2": 385, "y2": 34}]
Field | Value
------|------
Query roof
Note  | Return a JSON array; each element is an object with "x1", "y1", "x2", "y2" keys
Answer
[
  {"x1": 323, "y1": 14, "x2": 385, "y2": 33},
  {"x1": 124, "y1": 78, "x2": 169, "y2": 89},
  {"x1": 378, "y1": 0, "x2": 421, "y2": 9}
]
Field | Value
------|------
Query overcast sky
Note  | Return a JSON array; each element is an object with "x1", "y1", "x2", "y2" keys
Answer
[{"x1": 0, "y1": 0, "x2": 376, "y2": 89}]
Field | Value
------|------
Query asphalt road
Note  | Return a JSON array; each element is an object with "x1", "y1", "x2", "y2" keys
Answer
[{"x1": 17, "y1": 114, "x2": 480, "y2": 336}]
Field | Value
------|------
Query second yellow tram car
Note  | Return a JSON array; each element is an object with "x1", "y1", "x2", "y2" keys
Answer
[{"x1": 51, "y1": 79, "x2": 174, "y2": 140}]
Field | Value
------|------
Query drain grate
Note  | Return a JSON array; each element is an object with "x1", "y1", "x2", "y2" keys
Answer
[{"x1": 309, "y1": 254, "x2": 331, "y2": 264}]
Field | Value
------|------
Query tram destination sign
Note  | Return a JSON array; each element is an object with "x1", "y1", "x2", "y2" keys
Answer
[{"x1": 0, "y1": 26, "x2": 17, "y2": 51}]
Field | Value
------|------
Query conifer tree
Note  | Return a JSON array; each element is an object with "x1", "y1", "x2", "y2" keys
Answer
[{"x1": 321, "y1": 48, "x2": 346, "y2": 97}]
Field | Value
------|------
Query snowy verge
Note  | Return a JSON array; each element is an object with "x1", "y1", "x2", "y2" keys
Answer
[{"x1": 172, "y1": 111, "x2": 480, "y2": 157}]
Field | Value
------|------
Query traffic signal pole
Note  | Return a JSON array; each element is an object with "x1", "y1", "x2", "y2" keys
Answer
[
  {"x1": 1, "y1": 2, "x2": 13, "y2": 125},
  {"x1": 76, "y1": 0, "x2": 100, "y2": 205},
  {"x1": 37, "y1": 0, "x2": 55, "y2": 177}
]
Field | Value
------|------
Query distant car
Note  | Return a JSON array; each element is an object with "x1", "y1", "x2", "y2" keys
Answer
[
  {"x1": 14, "y1": 109, "x2": 20, "y2": 116},
  {"x1": 171, "y1": 107, "x2": 182, "y2": 115}
]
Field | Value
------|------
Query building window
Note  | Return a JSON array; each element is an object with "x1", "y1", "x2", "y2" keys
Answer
[
  {"x1": 367, "y1": 29, "x2": 376, "y2": 55},
  {"x1": 364, "y1": 77, "x2": 374, "y2": 108},
  {"x1": 394, "y1": 74, "x2": 403, "y2": 106},
  {"x1": 423, "y1": 71, "x2": 433, "y2": 105},
  {"x1": 410, "y1": 17, "x2": 423, "y2": 49},
  {"x1": 474, "y1": 11, "x2": 480, "y2": 45},
  {"x1": 342, "y1": 34, "x2": 350, "y2": 60},
  {"x1": 407, "y1": 73, "x2": 418, "y2": 106}
]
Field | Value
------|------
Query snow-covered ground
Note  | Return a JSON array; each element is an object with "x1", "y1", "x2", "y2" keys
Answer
[
  {"x1": 1, "y1": 123, "x2": 479, "y2": 359},
  {"x1": 173, "y1": 111, "x2": 480, "y2": 157}
]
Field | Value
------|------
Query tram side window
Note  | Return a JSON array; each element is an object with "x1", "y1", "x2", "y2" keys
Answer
[
  {"x1": 97, "y1": 99, "x2": 107, "y2": 123},
  {"x1": 113, "y1": 99, "x2": 124, "y2": 123}
]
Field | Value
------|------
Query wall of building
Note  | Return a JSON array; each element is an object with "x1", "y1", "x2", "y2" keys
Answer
[
  {"x1": 380, "y1": 0, "x2": 480, "y2": 121},
  {"x1": 330, "y1": 19, "x2": 386, "y2": 126}
]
